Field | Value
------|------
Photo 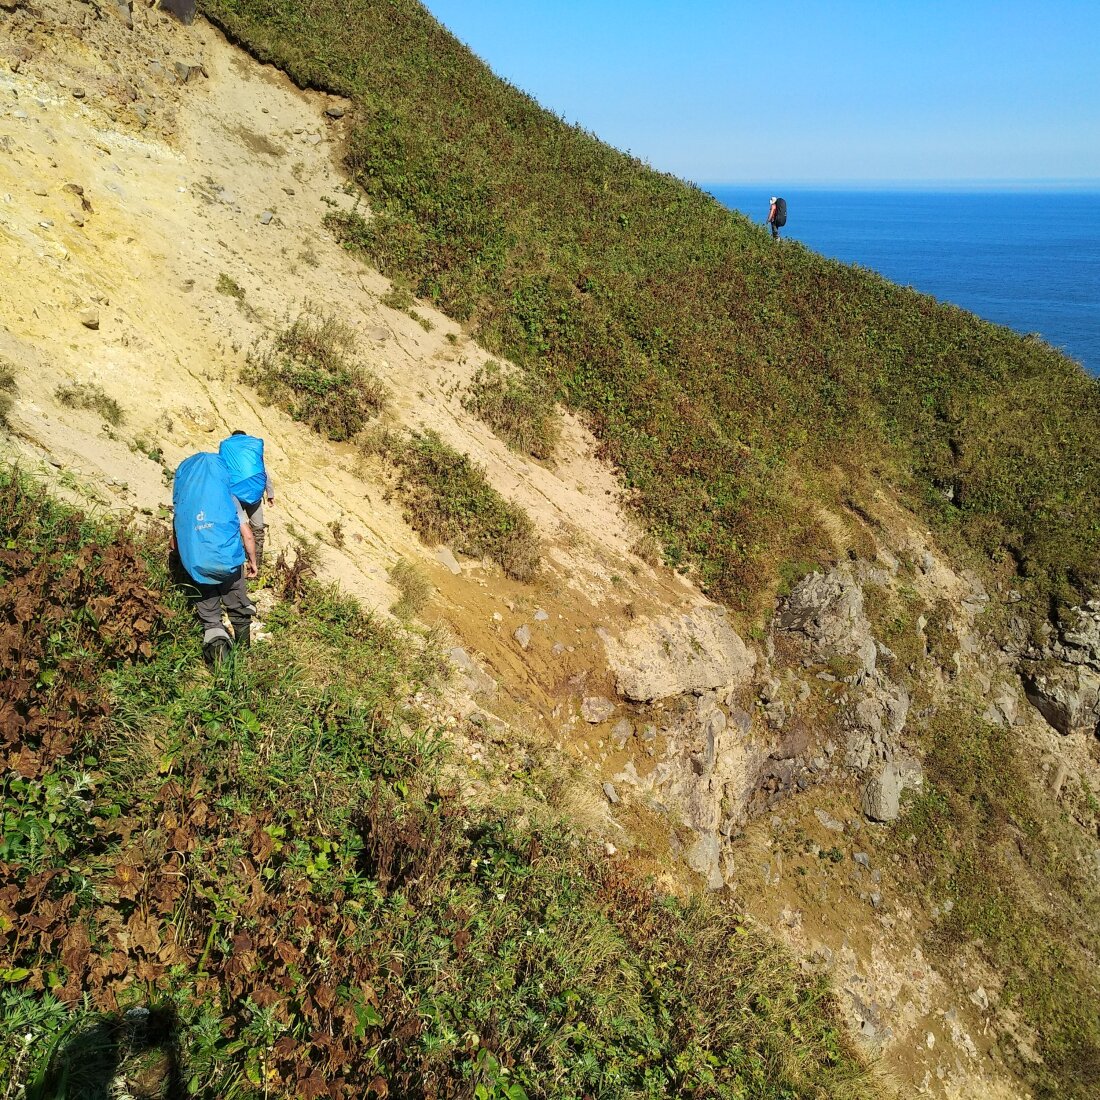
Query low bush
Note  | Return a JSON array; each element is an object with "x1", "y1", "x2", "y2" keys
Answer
[
  {"x1": 389, "y1": 429, "x2": 541, "y2": 581},
  {"x1": 244, "y1": 309, "x2": 388, "y2": 441},
  {"x1": 463, "y1": 360, "x2": 561, "y2": 460},
  {"x1": 389, "y1": 555, "x2": 432, "y2": 619},
  {"x1": 54, "y1": 381, "x2": 124, "y2": 426},
  {"x1": 0, "y1": 359, "x2": 15, "y2": 426}
]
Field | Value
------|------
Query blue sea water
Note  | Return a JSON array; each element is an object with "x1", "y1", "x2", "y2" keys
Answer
[{"x1": 706, "y1": 187, "x2": 1100, "y2": 375}]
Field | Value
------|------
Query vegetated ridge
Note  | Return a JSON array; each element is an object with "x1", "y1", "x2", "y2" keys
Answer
[{"x1": 203, "y1": 0, "x2": 1100, "y2": 618}]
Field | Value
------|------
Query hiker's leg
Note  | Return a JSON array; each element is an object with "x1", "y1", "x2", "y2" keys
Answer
[
  {"x1": 193, "y1": 579, "x2": 232, "y2": 665},
  {"x1": 244, "y1": 499, "x2": 266, "y2": 571},
  {"x1": 223, "y1": 568, "x2": 256, "y2": 648}
]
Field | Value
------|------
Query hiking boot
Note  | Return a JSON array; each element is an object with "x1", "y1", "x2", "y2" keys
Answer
[
  {"x1": 230, "y1": 620, "x2": 251, "y2": 649},
  {"x1": 203, "y1": 636, "x2": 231, "y2": 668}
]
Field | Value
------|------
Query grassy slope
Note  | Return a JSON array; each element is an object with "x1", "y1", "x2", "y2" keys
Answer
[
  {"x1": 201, "y1": 0, "x2": 1100, "y2": 616},
  {"x1": 0, "y1": 471, "x2": 881, "y2": 1099}
]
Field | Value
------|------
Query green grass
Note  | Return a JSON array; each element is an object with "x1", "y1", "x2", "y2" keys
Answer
[
  {"x1": 463, "y1": 360, "x2": 561, "y2": 461},
  {"x1": 54, "y1": 381, "x2": 124, "y2": 426},
  {"x1": 243, "y1": 308, "x2": 388, "y2": 441},
  {"x1": 389, "y1": 555, "x2": 432, "y2": 619},
  {"x1": 201, "y1": 0, "x2": 1100, "y2": 618},
  {"x1": 0, "y1": 469, "x2": 881, "y2": 1099},
  {"x1": 388, "y1": 428, "x2": 541, "y2": 581},
  {"x1": 898, "y1": 704, "x2": 1100, "y2": 1097}
]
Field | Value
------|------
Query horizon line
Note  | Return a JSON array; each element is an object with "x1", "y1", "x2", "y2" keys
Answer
[{"x1": 697, "y1": 178, "x2": 1100, "y2": 192}]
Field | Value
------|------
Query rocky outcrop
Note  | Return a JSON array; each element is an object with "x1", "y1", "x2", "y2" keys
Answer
[
  {"x1": 777, "y1": 566, "x2": 915, "y2": 784},
  {"x1": 1022, "y1": 663, "x2": 1100, "y2": 737},
  {"x1": 777, "y1": 568, "x2": 877, "y2": 682},
  {"x1": 599, "y1": 606, "x2": 755, "y2": 702},
  {"x1": 1021, "y1": 600, "x2": 1100, "y2": 738}
]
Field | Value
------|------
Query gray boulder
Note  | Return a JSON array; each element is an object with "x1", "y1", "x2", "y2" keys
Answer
[
  {"x1": 861, "y1": 762, "x2": 904, "y2": 821},
  {"x1": 581, "y1": 695, "x2": 616, "y2": 724},
  {"x1": 1023, "y1": 663, "x2": 1100, "y2": 736}
]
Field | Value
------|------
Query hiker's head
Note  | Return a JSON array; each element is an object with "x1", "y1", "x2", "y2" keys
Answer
[
  {"x1": 231, "y1": 430, "x2": 246, "y2": 436},
  {"x1": 770, "y1": 196, "x2": 777, "y2": 204}
]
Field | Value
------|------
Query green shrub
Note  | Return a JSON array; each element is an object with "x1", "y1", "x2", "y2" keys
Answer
[
  {"x1": 244, "y1": 309, "x2": 387, "y2": 440},
  {"x1": 389, "y1": 555, "x2": 432, "y2": 618},
  {"x1": 215, "y1": 271, "x2": 245, "y2": 299},
  {"x1": 390, "y1": 428, "x2": 541, "y2": 581},
  {"x1": 54, "y1": 381, "x2": 124, "y2": 426},
  {"x1": 0, "y1": 359, "x2": 15, "y2": 426},
  {"x1": 463, "y1": 360, "x2": 561, "y2": 460}
]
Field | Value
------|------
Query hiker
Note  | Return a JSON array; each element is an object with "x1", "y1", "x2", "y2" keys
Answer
[
  {"x1": 170, "y1": 451, "x2": 258, "y2": 666},
  {"x1": 767, "y1": 195, "x2": 787, "y2": 240},
  {"x1": 218, "y1": 430, "x2": 275, "y2": 571}
]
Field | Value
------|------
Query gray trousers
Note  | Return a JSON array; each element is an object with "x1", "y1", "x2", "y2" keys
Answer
[
  {"x1": 194, "y1": 567, "x2": 255, "y2": 646},
  {"x1": 242, "y1": 499, "x2": 267, "y2": 570}
]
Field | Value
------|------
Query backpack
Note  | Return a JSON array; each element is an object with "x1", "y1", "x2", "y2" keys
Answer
[
  {"x1": 774, "y1": 197, "x2": 787, "y2": 227},
  {"x1": 218, "y1": 434, "x2": 267, "y2": 506},
  {"x1": 172, "y1": 453, "x2": 245, "y2": 584}
]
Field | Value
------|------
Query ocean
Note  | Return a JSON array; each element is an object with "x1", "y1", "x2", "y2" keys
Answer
[{"x1": 706, "y1": 187, "x2": 1100, "y2": 375}]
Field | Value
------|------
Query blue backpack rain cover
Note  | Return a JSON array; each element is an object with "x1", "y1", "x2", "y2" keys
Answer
[
  {"x1": 173, "y1": 453, "x2": 245, "y2": 584},
  {"x1": 218, "y1": 434, "x2": 267, "y2": 506}
]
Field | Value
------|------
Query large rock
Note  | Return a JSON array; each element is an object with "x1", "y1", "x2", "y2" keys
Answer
[
  {"x1": 777, "y1": 567, "x2": 877, "y2": 681},
  {"x1": 861, "y1": 756, "x2": 923, "y2": 822},
  {"x1": 599, "y1": 607, "x2": 755, "y2": 702},
  {"x1": 1023, "y1": 663, "x2": 1100, "y2": 737},
  {"x1": 861, "y1": 762, "x2": 904, "y2": 821}
]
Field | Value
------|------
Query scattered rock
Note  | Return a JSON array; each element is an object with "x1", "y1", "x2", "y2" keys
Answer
[
  {"x1": 684, "y1": 832, "x2": 724, "y2": 890},
  {"x1": 534, "y1": 608, "x2": 550, "y2": 622},
  {"x1": 216, "y1": 189, "x2": 236, "y2": 205},
  {"x1": 173, "y1": 61, "x2": 206, "y2": 83},
  {"x1": 853, "y1": 851, "x2": 871, "y2": 868},
  {"x1": 71, "y1": 88, "x2": 85, "y2": 100},
  {"x1": 1050, "y1": 759, "x2": 1070, "y2": 798},
  {"x1": 610, "y1": 718, "x2": 633, "y2": 749},
  {"x1": 0, "y1": 0, "x2": 23, "y2": 12},
  {"x1": 512, "y1": 624, "x2": 531, "y2": 651},
  {"x1": 108, "y1": 0, "x2": 133, "y2": 28},
  {"x1": 602, "y1": 782, "x2": 620, "y2": 805},
  {"x1": 325, "y1": 105, "x2": 345, "y2": 119},
  {"x1": 78, "y1": 307, "x2": 100, "y2": 330},
  {"x1": 814, "y1": 809, "x2": 845, "y2": 833},
  {"x1": 434, "y1": 545, "x2": 461, "y2": 575},
  {"x1": 259, "y1": 210, "x2": 273, "y2": 225},
  {"x1": 581, "y1": 696, "x2": 616, "y2": 724}
]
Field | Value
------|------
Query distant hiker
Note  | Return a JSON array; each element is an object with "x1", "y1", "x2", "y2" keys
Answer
[
  {"x1": 171, "y1": 452, "x2": 258, "y2": 667},
  {"x1": 218, "y1": 431, "x2": 275, "y2": 572},
  {"x1": 767, "y1": 195, "x2": 787, "y2": 240}
]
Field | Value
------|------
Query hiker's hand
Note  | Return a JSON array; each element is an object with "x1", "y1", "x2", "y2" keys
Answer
[{"x1": 245, "y1": 560, "x2": 258, "y2": 579}]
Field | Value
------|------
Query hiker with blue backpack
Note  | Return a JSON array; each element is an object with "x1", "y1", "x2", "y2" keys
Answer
[
  {"x1": 767, "y1": 196, "x2": 787, "y2": 240},
  {"x1": 171, "y1": 451, "x2": 259, "y2": 667},
  {"x1": 218, "y1": 431, "x2": 275, "y2": 571}
]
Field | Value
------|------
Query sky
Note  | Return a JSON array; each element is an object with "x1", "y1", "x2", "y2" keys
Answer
[{"x1": 420, "y1": 1, "x2": 1100, "y2": 188}]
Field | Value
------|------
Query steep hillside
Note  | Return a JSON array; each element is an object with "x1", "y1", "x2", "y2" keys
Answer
[
  {"x1": 2, "y1": 4, "x2": 1099, "y2": 1100},
  {"x1": 200, "y1": 0, "x2": 1100, "y2": 617}
]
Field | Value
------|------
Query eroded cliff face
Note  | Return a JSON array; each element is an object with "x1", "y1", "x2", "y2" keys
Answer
[{"x1": 2, "y1": 4, "x2": 1098, "y2": 1097}]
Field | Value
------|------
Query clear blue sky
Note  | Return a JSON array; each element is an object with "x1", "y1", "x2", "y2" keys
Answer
[{"x1": 420, "y1": 1, "x2": 1100, "y2": 187}]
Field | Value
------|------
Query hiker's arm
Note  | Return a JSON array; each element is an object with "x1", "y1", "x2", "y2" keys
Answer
[
  {"x1": 265, "y1": 472, "x2": 275, "y2": 505},
  {"x1": 240, "y1": 521, "x2": 258, "y2": 578}
]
